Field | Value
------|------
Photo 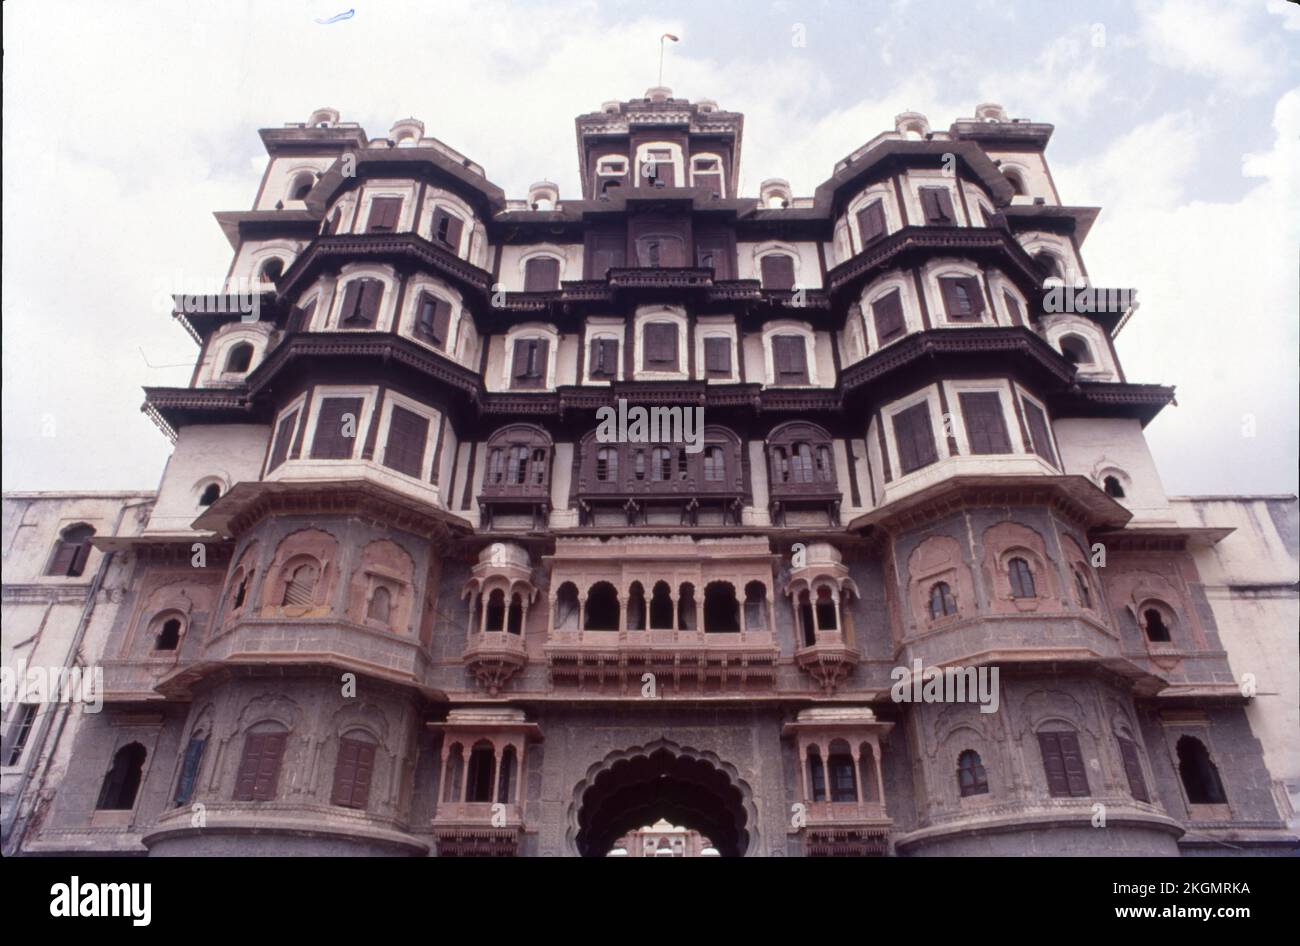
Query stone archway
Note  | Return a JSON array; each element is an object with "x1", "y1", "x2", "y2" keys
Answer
[{"x1": 567, "y1": 739, "x2": 758, "y2": 857}]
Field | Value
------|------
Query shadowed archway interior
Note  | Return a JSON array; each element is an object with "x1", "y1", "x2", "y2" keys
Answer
[{"x1": 576, "y1": 748, "x2": 749, "y2": 856}]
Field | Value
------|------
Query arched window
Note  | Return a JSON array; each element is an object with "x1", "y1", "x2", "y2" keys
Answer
[
  {"x1": 198, "y1": 482, "x2": 222, "y2": 507},
  {"x1": 259, "y1": 258, "x2": 285, "y2": 286},
  {"x1": 743, "y1": 581, "x2": 768, "y2": 631},
  {"x1": 1143, "y1": 607, "x2": 1171, "y2": 643},
  {"x1": 281, "y1": 560, "x2": 319, "y2": 607},
  {"x1": 929, "y1": 581, "x2": 957, "y2": 619},
  {"x1": 367, "y1": 585, "x2": 392, "y2": 624},
  {"x1": 957, "y1": 749, "x2": 988, "y2": 797},
  {"x1": 814, "y1": 586, "x2": 838, "y2": 631},
  {"x1": 484, "y1": 588, "x2": 506, "y2": 632},
  {"x1": 1103, "y1": 475, "x2": 1126, "y2": 498},
  {"x1": 760, "y1": 253, "x2": 796, "y2": 290},
  {"x1": 1033, "y1": 251, "x2": 1062, "y2": 281},
  {"x1": 1176, "y1": 736, "x2": 1226, "y2": 804},
  {"x1": 523, "y1": 256, "x2": 560, "y2": 292},
  {"x1": 47, "y1": 524, "x2": 95, "y2": 577},
  {"x1": 231, "y1": 569, "x2": 250, "y2": 610},
  {"x1": 584, "y1": 582, "x2": 620, "y2": 631},
  {"x1": 702, "y1": 582, "x2": 739, "y2": 632},
  {"x1": 289, "y1": 172, "x2": 315, "y2": 201},
  {"x1": 827, "y1": 740, "x2": 857, "y2": 802},
  {"x1": 554, "y1": 582, "x2": 580, "y2": 630},
  {"x1": 155, "y1": 617, "x2": 182, "y2": 651},
  {"x1": 224, "y1": 342, "x2": 254, "y2": 374},
  {"x1": 649, "y1": 581, "x2": 674, "y2": 629},
  {"x1": 626, "y1": 582, "x2": 646, "y2": 630},
  {"x1": 96, "y1": 743, "x2": 147, "y2": 810},
  {"x1": 507, "y1": 593, "x2": 524, "y2": 635},
  {"x1": 1003, "y1": 168, "x2": 1026, "y2": 196},
  {"x1": 677, "y1": 583, "x2": 697, "y2": 630},
  {"x1": 1073, "y1": 570, "x2": 1093, "y2": 609},
  {"x1": 1059, "y1": 334, "x2": 1092, "y2": 366},
  {"x1": 466, "y1": 741, "x2": 496, "y2": 802},
  {"x1": 1008, "y1": 557, "x2": 1036, "y2": 599}
]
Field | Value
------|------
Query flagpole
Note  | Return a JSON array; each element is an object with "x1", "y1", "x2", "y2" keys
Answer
[{"x1": 658, "y1": 33, "x2": 678, "y2": 87}]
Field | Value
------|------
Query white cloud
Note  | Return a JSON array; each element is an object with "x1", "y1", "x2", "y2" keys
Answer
[
  {"x1": 1054, "y1": 89, "x2": 1300, "y2": 493},
  {"x1": 1139, "y1": 0, "x2": 1285, "y2": 93}
]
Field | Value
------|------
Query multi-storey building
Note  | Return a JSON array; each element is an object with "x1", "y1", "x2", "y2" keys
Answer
[{"x1": 3, "y1": 90, "x2": 1296, "y2": 857}]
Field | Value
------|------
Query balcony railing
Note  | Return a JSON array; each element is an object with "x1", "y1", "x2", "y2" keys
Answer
[
  {"x1": 462, "y1": 630, "x2": 528, "y2": 695},
  {"x1": 545, "y1": 629, "x2": 779, "y2": 690}
]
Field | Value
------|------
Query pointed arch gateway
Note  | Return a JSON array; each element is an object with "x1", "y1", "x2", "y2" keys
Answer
[{"x1": 568, "y1": 740, "x2": 759, "y2": 857}]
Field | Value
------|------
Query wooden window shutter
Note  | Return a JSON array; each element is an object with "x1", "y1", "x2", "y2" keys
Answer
[
  {"x1": 234, "y1": 732, "x2": 287, "y2": 801},
  {"x1": 524, "y1": 257, "x2": 560, "y2": 292},
  {"x1": 331, "y1": 737, "x2": 376, "y2": 809},
  {"x1": 366, "y1": 197, "x2": 402, "y2": 232},
  {"x1": 959, "y1": 391, "x2": 1012, "y2": 455},
  {"x1": 920, "y1": 186, "x2": 955, "y2": 225},
  {"x1": 940, "y1": 276, "x2": 984, "y2": 320},
  {"x1": 1118, "y1": 737, "x2": 1150, "y2": 802},
  {"x1": 324, "y1": 210, "x2": 341, "y2": 235},
  {"x1": 415, "y1": 293, "x2": 451, "y2": 348},
  {"x1": 856, "y1": 200, "x2": 886, "y2": 247},
  {"x1": 287, "y1": 299, "x2": 316, "y2": 334},
  {"x1": 589, "y1": 234, "x2": 625, "y2": 278},
  {"x1": 704, "y1": 337, "x2": 731, "y2": 376},
  {"x1": 267, "y1": 410, "x2": 299, "y2": 472},
  {"x1": 382, "y1": 405, "x2": 429, "y2": 478},
  {"x1": 532, "y1": 338, "x2": 550, "y2": 382},
  {"x1": 512, "y1": 339, "x2": 533, "y2": 379},
  {"x1": 773, "y1": 335, "x2": 808, "y2": 383},
  {"x1": 1022, "y1": 399, "x2": 1058, "y2": 466},
  {"x1": 1060, "y1": 732, "x2": 1090, "y2": 796},
  {"x1": 761, "y1": 254, "x2": 795, "y2": 290},
  {"x1": 341, "y1": 279, "x2": 381, "y2": 328},
  {"x1": 694, "y1": 171, "x2": 722, "y2": 197},
  {"x1": 872, "y1": 289, "x2": 906, "y2": 343},
  {"x1": 310, "y1": 397, "x2": 363, "y2": 459},
  {"x1": 893, "y1": 402, "x2": 938, "y2": 474},
  {"x1": 645, "y1": 322, "x2": 678, "y2": 368},
  {"x1": 438, "y1": 212, "x2": 463, "y2": 252},
  {"x1": 1038, "y1": 732, "x2": 1070, "y2": 797},
  {"x1": 590, "y1": 338, "x2": 618, "y2": 378}
]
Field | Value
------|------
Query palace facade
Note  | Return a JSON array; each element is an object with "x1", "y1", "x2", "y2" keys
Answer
[{"x1": 3, "y1": 90, "x2": 1296, "y2": 856}]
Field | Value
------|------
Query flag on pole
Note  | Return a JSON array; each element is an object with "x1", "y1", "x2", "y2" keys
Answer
[{"x1": 661, "y1": 33, "x2": 679, "y2": 42}]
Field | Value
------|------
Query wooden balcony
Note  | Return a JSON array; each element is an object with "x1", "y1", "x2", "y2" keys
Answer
[{"x1": 462, "y1": 630, "x2": 528, "y2": 696}]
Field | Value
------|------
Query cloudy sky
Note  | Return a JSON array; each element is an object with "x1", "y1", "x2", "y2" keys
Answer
[{"x1": 3, "y1": 0, "x2": 1297, "y2": 496}]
